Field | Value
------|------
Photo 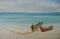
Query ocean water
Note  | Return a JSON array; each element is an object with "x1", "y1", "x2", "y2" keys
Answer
[{"x1": 0, "y1": 12, "x2": 60, "y2": 30}]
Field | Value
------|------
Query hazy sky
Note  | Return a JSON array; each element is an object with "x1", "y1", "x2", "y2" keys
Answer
[{"x1": 0, "y1": 0, "x2": 60, "y2": 12}]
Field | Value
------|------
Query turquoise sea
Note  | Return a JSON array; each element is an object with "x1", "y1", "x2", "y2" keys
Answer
[{"x1": 0, "y1": 12, "x2": 60, "y2": 30}]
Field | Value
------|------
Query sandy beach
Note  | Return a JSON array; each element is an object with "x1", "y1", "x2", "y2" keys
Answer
[{"x1": 0, "y1": 27, "x2": 60, "y2": 39}]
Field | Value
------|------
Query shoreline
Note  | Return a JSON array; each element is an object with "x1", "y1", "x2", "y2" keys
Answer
[{"x1": 0, "y1": 27, "x2": 60, "y2": 39}]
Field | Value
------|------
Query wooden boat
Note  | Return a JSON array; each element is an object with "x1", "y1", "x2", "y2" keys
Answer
[
  {"x1": 40, "y1": 25, "x2": 53, "y2": 32},
  {"x1": 31, "y1": 22, "x2": 43, "y2": 32},
  {"x1": 31, "y1": 22, "x2": 53, "y2": 32}
]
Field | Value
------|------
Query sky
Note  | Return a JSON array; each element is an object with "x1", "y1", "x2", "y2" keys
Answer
[{"x1": 0, "y1": 0, "x2": 60, "y2": 12}]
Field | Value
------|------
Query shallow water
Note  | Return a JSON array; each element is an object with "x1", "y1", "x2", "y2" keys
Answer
[{"x1": 0, "y1": 12, "x2": 60, "y2": 31}]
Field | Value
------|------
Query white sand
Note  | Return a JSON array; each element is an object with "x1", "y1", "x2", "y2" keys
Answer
[{"x1": 0, "y1": 27, "x2": 60, "y2": 39}]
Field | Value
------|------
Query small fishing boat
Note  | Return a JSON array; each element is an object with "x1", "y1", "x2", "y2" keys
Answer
[{"x1": 31, "y1": 22, "x2": 53, "y2": 32}]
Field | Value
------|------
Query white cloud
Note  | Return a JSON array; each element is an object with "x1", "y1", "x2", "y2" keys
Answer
[{"x1": 0, "y1": 0, "x2": 60, "y2": 12}]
